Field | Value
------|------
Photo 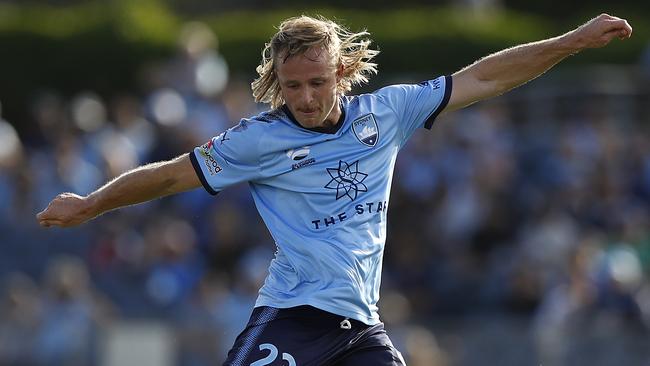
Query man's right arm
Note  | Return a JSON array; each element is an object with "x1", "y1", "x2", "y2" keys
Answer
[{"x1": 37, "y1": 153, "x2": 201, "y2": 228}]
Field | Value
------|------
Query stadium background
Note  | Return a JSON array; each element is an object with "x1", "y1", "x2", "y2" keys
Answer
[{"x1": 1, "y1": 0, "x2": 649, "y2": 365}]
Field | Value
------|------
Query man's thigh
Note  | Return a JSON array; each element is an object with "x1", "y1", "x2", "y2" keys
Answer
[{"x1": 332, "y1": 324, "x2": 406, "y2": 366}]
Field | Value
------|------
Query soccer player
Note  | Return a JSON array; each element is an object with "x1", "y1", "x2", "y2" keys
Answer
[{"x1": 37, "y1": 13, "x2": 632, "y2": 365}]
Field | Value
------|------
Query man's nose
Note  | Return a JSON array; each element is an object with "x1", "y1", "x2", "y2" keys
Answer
[{"x1": 299, "y1": 88, "x2": 315, "y2": 105}]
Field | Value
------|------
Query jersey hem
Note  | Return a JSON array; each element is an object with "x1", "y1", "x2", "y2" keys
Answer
[{"x1": 254, "y1": 298, "x2": 380, "y2": 326}]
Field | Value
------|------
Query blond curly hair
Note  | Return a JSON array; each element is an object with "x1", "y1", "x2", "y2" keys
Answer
[{"x1": 251, "y1": 15, "x2": 379, "y2": 109}]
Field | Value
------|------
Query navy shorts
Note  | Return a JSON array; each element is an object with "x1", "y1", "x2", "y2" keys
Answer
[{"x1": 222, "y1": 305, "x2": 406, "y2": 366}]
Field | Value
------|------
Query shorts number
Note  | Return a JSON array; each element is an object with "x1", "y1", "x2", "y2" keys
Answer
[{"x1": 250, "y1": 343, "x2": 296, "y2": 366}]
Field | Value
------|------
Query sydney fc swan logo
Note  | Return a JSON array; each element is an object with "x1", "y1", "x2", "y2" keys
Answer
[
  {"x1": 324, "y1": 160, "x2": 368, "y2": 201},
  {"x1": 352, "y1": 114, "x2": 379, "y2": 147}
]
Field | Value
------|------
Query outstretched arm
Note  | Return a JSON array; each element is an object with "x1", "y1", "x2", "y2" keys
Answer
[
  {"x1": 444, "y1": 13, "x2": 632, "y2": 113},
  {"x1": 37, "y1": 153, "x2": 201, "y2": 228}
]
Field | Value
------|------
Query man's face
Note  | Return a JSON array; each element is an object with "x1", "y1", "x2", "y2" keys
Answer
[{"x1": 275, "y1": 47, "x2": 342, "y2": 129}]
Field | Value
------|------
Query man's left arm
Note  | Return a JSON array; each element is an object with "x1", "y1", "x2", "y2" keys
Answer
[{"x1": 444, "y1": 13, "x2": 632, "y2": 113}]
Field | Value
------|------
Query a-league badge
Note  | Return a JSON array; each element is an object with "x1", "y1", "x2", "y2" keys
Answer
[{"x1": 352, "y1": 114, "x2": 379, "y2": 147}]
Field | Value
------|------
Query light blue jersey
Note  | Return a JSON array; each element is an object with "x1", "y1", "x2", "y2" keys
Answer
[{"x1": 190, "y1": 75, "x2": 452, "y2": 325}]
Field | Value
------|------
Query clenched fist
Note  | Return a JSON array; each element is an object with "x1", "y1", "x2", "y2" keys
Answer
[
  {"x1": 36, "y1": 193, "x2": 97, "y2": 228},
  {"x1": 569, "y1": 14, "x2": 632, "y2": 50}
]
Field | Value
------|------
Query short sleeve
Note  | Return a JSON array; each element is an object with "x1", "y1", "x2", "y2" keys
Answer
[
  {"x1": 189, "y1": 119, "x2": 262, "y2": 195},
  {"x1": 375, "y1": 75, "x2": 452, "y2": 144}
]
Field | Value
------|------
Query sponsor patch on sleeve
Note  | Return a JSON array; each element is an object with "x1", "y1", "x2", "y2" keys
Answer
[{"x1": 200, "y1": 139, "x2": 222, "y2": 175}]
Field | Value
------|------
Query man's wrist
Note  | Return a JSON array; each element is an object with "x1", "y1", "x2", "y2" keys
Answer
[
  {"x1": 558, "y1": 29, "x2": 587, "y2": 55},
  {"x1": 84, "y1": 193, "x2": 102, "y2": 220}
]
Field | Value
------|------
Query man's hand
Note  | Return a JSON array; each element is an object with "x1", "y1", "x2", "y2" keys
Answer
[
  {"x1": 36, "y1": 193, "x2": 96, "y2": 228},
  {"x1": 568, "y1": 14, "x2": 632, "y2": 50}
]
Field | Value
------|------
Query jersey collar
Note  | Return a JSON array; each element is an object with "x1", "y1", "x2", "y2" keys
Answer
[{"x1": 282, "y1": 97, "x2": 346, "y2": 135}]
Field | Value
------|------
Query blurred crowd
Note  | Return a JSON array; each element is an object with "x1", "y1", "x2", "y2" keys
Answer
[{"x1": 1, "y1": 21, "x2": 650, "y2": 366}]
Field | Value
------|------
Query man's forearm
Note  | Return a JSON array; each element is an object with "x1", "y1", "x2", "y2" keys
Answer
[
  {"x1": 464, "y1": 33, "x2": 579, "y2": 96},
  {"x1": 89, "y1": 153, "x2": 201, "y2": 216},
  {"x1": 446, "y1": 14, "x2": 632, "y2": 112},
  {"x1": 87, "y1": 160, "x2": 182, "y2": 216}
]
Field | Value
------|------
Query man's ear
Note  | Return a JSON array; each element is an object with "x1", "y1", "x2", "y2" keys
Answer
[{"x1": 336, "y1": 63, "x2": 345, "y2": 79}]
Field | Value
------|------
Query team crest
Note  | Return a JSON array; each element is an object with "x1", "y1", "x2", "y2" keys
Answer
[{"x1": 352, "y1": 114, "x2": 379, "y2": 147}]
